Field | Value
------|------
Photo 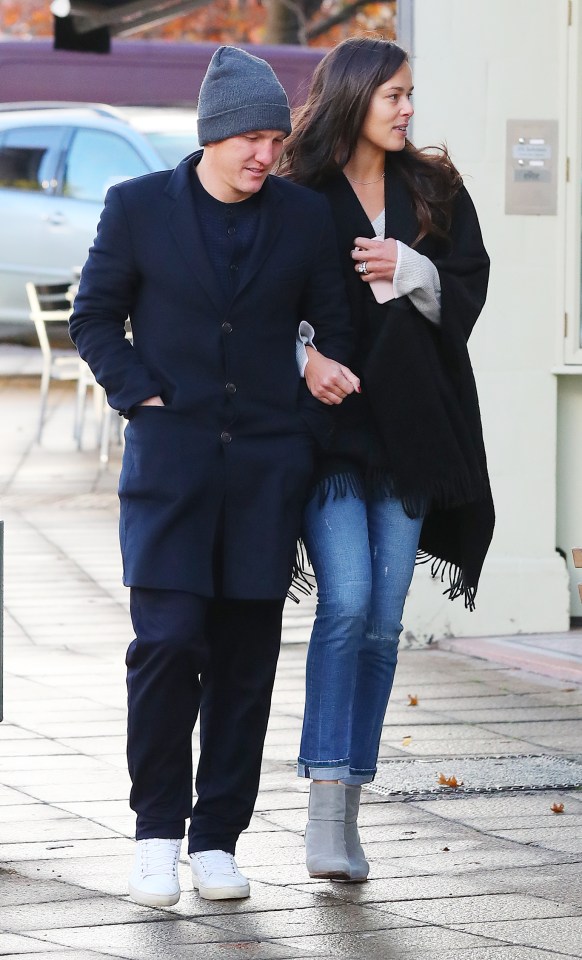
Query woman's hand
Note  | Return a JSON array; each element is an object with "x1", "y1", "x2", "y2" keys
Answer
[
  {"x1": 304, "y1": 347, "x2": 361, "y2": 405},
  {"x1": 352, "y1": 236, "x2": 398, "y2": 283}
]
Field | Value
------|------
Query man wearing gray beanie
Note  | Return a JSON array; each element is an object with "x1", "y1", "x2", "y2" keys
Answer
[
  {"x1": 70, "y1": 44, "x2": 357, "y2": 908},
  {"x1": 197, "y1": 45, "x2": 292, "y2": 146}
]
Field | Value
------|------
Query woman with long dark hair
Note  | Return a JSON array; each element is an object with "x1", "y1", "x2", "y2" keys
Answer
[{"x1": 280, "y1": 37, "x2": 494, "y2": 882}]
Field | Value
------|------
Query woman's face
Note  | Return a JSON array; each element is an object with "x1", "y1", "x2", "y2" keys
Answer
[{"x1": 359, "y1": 62, "x2": 414, "y2": 153}]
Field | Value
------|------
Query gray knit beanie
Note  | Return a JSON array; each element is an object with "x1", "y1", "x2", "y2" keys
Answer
[{"x1": 197, "y1": 46, "x2": 291, "y2": 145}]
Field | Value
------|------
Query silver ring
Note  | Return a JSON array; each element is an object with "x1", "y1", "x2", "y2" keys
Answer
[{"x1": 358, "y1": 261, "x2": 369, "y2": 275}]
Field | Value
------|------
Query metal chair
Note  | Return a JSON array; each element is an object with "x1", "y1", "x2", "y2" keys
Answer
[{"x1": 25, "y1": 281, "x2": 108, "y2": 451}]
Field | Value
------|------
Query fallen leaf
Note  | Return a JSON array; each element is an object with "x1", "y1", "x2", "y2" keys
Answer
[
  {"x1": 442, "y1": 846, "x2": 450, "y2": 851},
  {"x1": 561, "y1": 688, "x2": 576, "y2": 693},
  {"x1": 438, "y1": 773, "x2": 464, "y2": 788},
  {"x1": 407, "y1": 694, "x2": 419, "y2": 706},
  {"x1": 402, "y1": 735, "x2": 413, "y2": 746},
  {"x1": 551, "y1": 802, "x2": 565, "y2": 814}
]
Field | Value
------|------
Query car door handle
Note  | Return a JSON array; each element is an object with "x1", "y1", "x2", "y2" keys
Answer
[{"x1": 43, "y1": 212, "x2": 66, "y2": 226}]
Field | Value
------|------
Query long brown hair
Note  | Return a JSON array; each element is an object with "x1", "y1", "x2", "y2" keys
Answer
[{"x1": 279, "y1": 37, "x2": 462, "y2": 245}]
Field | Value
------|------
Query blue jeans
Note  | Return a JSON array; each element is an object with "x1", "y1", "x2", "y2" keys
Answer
[{"x1": 298, "y1": 490, "x2": 423, "y2": 785}]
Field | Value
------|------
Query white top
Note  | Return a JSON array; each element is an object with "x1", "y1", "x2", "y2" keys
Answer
[{"x1": 371, "y1": 209, "x2": 441, "y2": 325}]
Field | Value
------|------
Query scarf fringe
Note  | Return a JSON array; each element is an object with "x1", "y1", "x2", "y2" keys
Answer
[
  {"x1": 416, "y1": 550, "x2": 476, "y2": 611},
  {"x1": 289, "y1": 541, "x2": 476, "y2": 609},
  {"x1": 287, "y1": 538, "x2": 316, "y2": 603},
  {"x1": 316, "y1": 471, "x2": 365, "y2": 506},
  {"x1": 313, "y1": 468, "x2": 487, "y2": 519},
  {"x1": 388, "y1": 467, "x2": 489, "y2": 516}
]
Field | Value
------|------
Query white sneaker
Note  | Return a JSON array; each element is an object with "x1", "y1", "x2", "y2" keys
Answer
[
  {"x1": 190, "y1": 849, "x2": 250, "y2": 900},
  {"x1": 129, "y1": 838, "x2": 182, "y2": 907}
]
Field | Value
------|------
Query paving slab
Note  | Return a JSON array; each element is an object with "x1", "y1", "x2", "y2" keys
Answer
[
  {"x1": 2, "y1": 836, "x2": 136, "y2": 864},
  {"x1": 0, "y1": 869, "x2": 97, "y2": 908},
  {"x1": 384, "y1": 892, "x2": 581, "y2": 925},
  {"x1": 408, "y1": 790, "x2": 582, "y2": 820},
  {"x1": 13, "y1": 857, "x2": 146, "y2": 899},
  {"x1": 289, "y1": 872, "x2": 517, "y2": 904},
  {"x1": 0, "y1": 896, "x2": 170, "y2": 933},
  {"x1": 0, "y1": 934, "x2": 68, "y2": 955},
  {"x1": 0, "y1": 954, "x2": 116, "y2": 960},
  {"x1": 194, "y1": 902, "x2": 419, "y2": 942},
  {"x1": 415, "y1": 952, "x2": 580, "y2": 960},
  {"x1": 490, "y1": 824, "x2": 582, "y2": 853},
  {"x1": 491, "y1": 863, "x2": 582, "y2": 908},
  {"x1": 440, "y1": 634, "x2": 582, "y2": 686},
  {"x1": 272, "y1": 925, "x2": 506, "y2": 958},
  {"x1": 164, "y1": 883, "x2": 319, "y2": 919},
  {"x1": 449, "y1": 915, "x2": 582, "y2": 954},
  {"x1": 0, "y1": 818, "x2": 121, "y2": 845}
]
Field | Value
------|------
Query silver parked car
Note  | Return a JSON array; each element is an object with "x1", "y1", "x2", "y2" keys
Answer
[{"x1": 0, "y1": 102, "x2": 199, "y2": 338}]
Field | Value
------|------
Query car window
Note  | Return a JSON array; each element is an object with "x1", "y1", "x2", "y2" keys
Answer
[
  {"x1": 142, "y1": 132, "x2": 196, "y2": 168},
  {"x1": 63, "y1": 128, "x2": 150, "y2": 202},
  {"x1": 0, "y1": 125, "x2": 65, "y2": 192}
]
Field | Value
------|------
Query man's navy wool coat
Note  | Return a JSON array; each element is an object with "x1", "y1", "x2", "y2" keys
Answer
[{"x1": 70, "y1": 152, "x2": 353, "y2": 599}]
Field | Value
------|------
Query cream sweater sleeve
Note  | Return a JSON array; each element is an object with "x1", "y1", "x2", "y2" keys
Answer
[{"x1": 393, "y1": 241, "x2": 441, "y2": 325}]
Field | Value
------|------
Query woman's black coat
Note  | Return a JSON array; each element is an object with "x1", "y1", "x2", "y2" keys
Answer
[{"x1": 317, "y1": 159, "x2": 494, "y2": 607}]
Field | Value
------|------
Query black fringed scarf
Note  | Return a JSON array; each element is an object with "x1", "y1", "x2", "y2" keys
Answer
[{"x1": 311, "y1": 158, "x2": 495, "y2": 609}]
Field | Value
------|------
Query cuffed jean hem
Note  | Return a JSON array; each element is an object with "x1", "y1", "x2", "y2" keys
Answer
[
  {"x1": 297, "y1": 758, "x2": 351, "y2": 780},
  {"x1": 297, "y1": 760, "x2": 376, "y2": 785},
  {"x1": 341, "y1": 770, "x2": 376, "y2": 786}
]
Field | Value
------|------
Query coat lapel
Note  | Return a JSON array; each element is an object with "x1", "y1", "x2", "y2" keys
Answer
[
  {"x1": 323, "y1": 172, "x2": 373, "y2": 253},
  {"x1": 164, "y1": 153, "x2": 225, "y2": 312},
  {"x1": 165, "y1": 159, "x2": 284, "y2": 311},
  {"x1": 234, "y1": 177, "x2": 284, "y2": 301},
  {"x1": 323, "y1": 157, "x2": 420, "y2": 251}
]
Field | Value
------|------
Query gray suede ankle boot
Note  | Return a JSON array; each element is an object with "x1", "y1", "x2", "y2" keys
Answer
[
  {"x1": 304, "y1": 782, "x2": 351, "y2": 880},
  {"x1": 334, "y1": 784, "x2": 369, "y2": 882}
]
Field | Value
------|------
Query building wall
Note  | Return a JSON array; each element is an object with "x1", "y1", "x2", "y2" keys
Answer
[
  {"x1": 556, "y1": 2, "x2": 582, "y2": 615},
  {"x1": 402, "y1": 0, "x2": 571, "y2": 639}
]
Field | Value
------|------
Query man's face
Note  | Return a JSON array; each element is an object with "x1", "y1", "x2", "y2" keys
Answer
[{"x1": 204, "y1": 130, "x2": 286, "y2": 202}]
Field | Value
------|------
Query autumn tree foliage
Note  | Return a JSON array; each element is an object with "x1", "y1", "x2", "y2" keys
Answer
[
  {"x1": 1, "y1": 0, "x2": 53, "y2": 37},
  {"x1": 0, "y1": 0, "x2": 396, "y2": 46}
]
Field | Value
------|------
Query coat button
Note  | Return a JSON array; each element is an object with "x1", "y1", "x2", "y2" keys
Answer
[
  {"x1": 225, "y1": 382, "x2": 237, "y2": 394},
  {"x1": 222, "y1": 322, "x2": 232, "y2": 333},
  {"x1": 220, "y1": 431, "x2": 232, "y2": 443}
]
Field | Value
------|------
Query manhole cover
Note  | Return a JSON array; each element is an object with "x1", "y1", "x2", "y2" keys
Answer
[{"x1": 366, "y1": 754, "x2": 582, "y2": 797}]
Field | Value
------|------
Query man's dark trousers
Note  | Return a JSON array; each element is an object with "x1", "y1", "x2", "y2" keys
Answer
[{"x1": 127, "y1": 587, "x2": 285, "y2": 854}]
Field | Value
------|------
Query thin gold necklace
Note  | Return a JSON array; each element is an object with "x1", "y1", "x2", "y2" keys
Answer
[{"x1": 344, "y1": 172, "x2": 385, "y2": 185}]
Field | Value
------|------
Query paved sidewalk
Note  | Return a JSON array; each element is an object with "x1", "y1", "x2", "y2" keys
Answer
[{"x1": 1, "y1": 367, "x2": 582, "y2": 960}]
